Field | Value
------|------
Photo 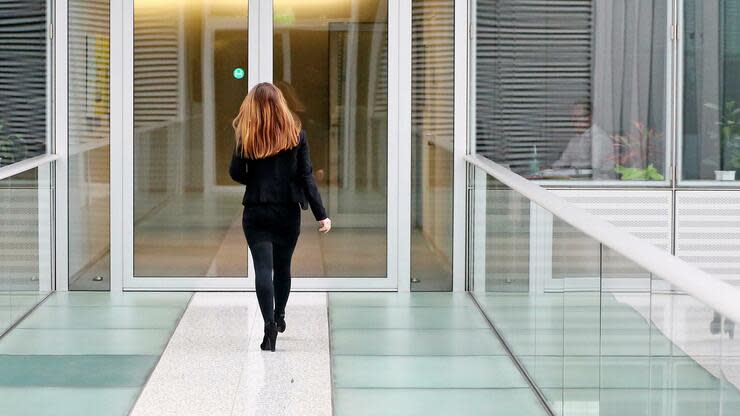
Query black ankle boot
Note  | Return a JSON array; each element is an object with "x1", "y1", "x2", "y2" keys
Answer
[
  {"x1": 260, "y1": 321, "x2": 278, "y2": 352},
  {"x1": 276, "y1": 313, "x2": 286, "y2": 333}
]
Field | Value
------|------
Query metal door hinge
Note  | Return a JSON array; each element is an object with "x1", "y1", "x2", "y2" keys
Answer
[
  {"x1": 670, "y1": 24, "x2": 678, "y2": 41},
  {"x1": 49, "y1": 23, "x2": 53, "y2": 40}
]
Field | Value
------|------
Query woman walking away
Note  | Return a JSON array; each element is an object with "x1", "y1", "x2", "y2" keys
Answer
[{"x1": 229, "y1": 82, "x2": 331, "y2": 352}]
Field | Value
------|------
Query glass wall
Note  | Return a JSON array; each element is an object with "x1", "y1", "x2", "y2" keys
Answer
[
  {"x1": 133, "y1": 0, "x2": 249, "y2": 277},
  {"x1": 68, "y1": 0, "x2": 111, "y2": 290},
  {"x1": 475, "y1": 0, "x2": 668, "y2": 183},
  {"x1": 0, "y1": 1, "x2": 53, "y2": 333},
  {"x1": 0, "y1": 166, "x2": 54, "y2": 335},
  {"x1": 683, "y1": 0, "x2": 740, "y2": 182},
  {"x1": 409, "y1": 0, "x2": 454, "y2": 291},
  {"x1": 273, "y1": 0, "x2": 389, "y2": 278},
  {"x1": 0, "y1": 1, "x2": 49, "y2": 167}
]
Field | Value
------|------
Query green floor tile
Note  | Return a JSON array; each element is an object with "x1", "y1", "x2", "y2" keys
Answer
[
  {"x1": 0, "y1": 387, "x2": 140, "y2": 416},
  {"x1": 41, "y1": 292, "x2": 192, "y2": 307},
  {"x1": 329, "y1": 293, "x2": 548, "y2": 416},
  {"x1": 0, "y1": 355, "x2": 159, "y2": 387},
  {"x1": 0, "y1": 328, "x2": 174, "y2": 355},
  {"x1": 331, "y1": 328, "x2": 507, "y2": 356},
  {"x1": 0, "y1": 291, "x2": 190, "y2": 416},
  {"x1": 19, "y1": 306, "x2": 185, "y2": 329},
  {"x1": 329, "y1": 305, "x2": 489, "y2": 329},
  {"x1": 329, "y1": 292, "x2": 473, "y2": 308},
  {"x1": 333, "y1": 388, "x2": 548, "y2": 416},
  {"x1": 332, "y1": 355, "x2": 528, "y2": 388}
]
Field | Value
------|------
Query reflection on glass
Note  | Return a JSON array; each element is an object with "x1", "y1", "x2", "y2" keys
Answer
[
  {"x1": 0, "y1": 166, "x2": 53, "y2": 335},
  {"x1": 468, "y1": 162, "x2": 740, "y2": 415},
  {"x1": 475, "y1": 0, "x2": 667, "y2": 181},
  {"x1": 273, "y1": 0, "x2": 388, "y2": 277},
  {"x1": 68, "y1": 0, "x2": 111, "y2": 290},
  {"x1": 410, "y1": 0, "x2": 454, "y2": 291},
  {"x1": 0, "y1": 1, "x2": 48, "y2": 167},
  {"x1": 683, "y1": 0, "x2": 740, "y2": 181},
  {"x1": 133, "y1": 0, "x2": 248, "y2": 276}
]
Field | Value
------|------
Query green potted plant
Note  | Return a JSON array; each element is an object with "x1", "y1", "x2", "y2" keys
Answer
[
  {"x1": 612, "y1": 121, "x2": 664, "y2": 181},
  {"x1": 706, "y1": 100, "x2": 740, "y2": 181}
]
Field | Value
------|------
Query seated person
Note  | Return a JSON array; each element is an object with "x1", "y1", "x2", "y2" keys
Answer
[{"x1": 550, "y1": 101, "x2": 616, "y2": 180}]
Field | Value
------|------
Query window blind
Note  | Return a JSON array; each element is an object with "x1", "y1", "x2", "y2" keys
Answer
[
  {"x1": 133, "y1": 6, "x2": 180, "y2": 127},
  {"x1": 0, "y1": 1, "x2": 47, "y2": 167},
  {"x1": 68, "y1": 0, "x2": 110, "y2": 144},
  {"x1": 475, "y1": 0, "x2": 593, "y2": 174},
  {"x1": 412, "y1": 0, "x2": 454, "y2": 144}
]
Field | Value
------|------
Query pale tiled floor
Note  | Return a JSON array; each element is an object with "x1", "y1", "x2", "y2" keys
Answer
[
  {"x1": 3, "y1": 290, "x2": 739, "y2": 416},
  {"x1": 131, "y1": 292, "x2": 331, "y2": 416},
  {"x1": 328, "y1": 292, "x2": 548, "y2": 416},
  {"x1": 0, "y1": 292, "x2": 191, "y2": 416}
]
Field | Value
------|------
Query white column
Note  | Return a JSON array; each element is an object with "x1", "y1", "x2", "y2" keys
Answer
[
  {"x1": 109, "y1": 0, "x2": 126, "y2": 292},
  {"x1": 395, "y1": 0, "x2": 412, "y2": 292},
  {"x1": 452, "y1": 0, "x2": 470, "y2": 291},
  {"x1": 54, "y1": 0, "x2": 69, "y2": 291}
]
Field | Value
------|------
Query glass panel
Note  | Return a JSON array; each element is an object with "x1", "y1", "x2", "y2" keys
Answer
[
  {"x1": 475, "y1": 0, "x2": 668, "y2": 182},
  {"x1": 0, "y1": 165, "x2": 53, "y2": 335},
  {"x1": 272, "y1": 0, "x2": 388, "y2": 277},
  {"x1": 468, "y1": 162, "x2": 740, "y2": 415},
  {"x1": 410, "y1": 0, "x2": 454, "y2": 291},
  {"x1": 0, "y1": 0, "x2": 49, "y2": 167},
  {"x1": 133, "y1": 0, "x2": 248, "y2": 276},
  {"x1": 68, "y1": 0, "x2": 111, "y2": 290},
  {"x1": 722, "y1": 315, "x2": 740, "y2": 412},
  {"x1": 682, "y1": 0, "x2": 740, "y2": 182}
]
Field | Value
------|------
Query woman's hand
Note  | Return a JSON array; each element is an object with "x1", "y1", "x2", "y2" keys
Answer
[{"x1": 318, "y1": 218, "x2": 332, "y2": 234}]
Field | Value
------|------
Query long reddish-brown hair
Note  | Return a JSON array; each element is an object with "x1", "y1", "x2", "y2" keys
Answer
[{"x1": 233, "y1": 82, "x2": 301, "y2": 159}]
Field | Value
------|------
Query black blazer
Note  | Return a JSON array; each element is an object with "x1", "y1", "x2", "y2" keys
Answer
[{"x1": 229, "y1": 130, "x2": 327, "y2": 221}]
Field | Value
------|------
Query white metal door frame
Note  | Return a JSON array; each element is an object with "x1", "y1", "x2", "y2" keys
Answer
[{"x1": 117, "y1": 0, "x2": 404, "y2": 291}]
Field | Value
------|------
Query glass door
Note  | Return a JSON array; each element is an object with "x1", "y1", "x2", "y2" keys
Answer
[
  {"x1": 122, "y1": 0, "x2": 398, "y2": 290},
  {"x1": 272, "y1": 0, "x2": 389, "y2": 279}
]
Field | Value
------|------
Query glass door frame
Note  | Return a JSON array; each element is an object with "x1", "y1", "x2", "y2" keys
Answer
[{"x1": 116, "y1": 0, "x2": 404, "y2": 291}]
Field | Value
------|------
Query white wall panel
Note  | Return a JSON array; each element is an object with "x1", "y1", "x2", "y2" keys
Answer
[
  {"x1": 676, "y1": 191, "x2": 740, "y2": 285},
  {"x1": 553, "y1": 189, "x2": 673, "y2": 251}
]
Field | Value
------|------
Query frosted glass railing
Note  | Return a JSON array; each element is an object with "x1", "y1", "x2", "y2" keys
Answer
[
  {"x1": 0, "y1": 164, "x2": 54, "y2": 336},
  {"x1": 467, "y1": 155, "x2": 740, "y2": 416}
]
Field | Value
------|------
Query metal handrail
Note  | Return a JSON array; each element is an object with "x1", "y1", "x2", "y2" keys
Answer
[
  {"x1": 466, "y1": 153, "x2": 740, "y2": 324},
  {"x1": 0, "y1": 154, "x2": 59, "y2": 181}
]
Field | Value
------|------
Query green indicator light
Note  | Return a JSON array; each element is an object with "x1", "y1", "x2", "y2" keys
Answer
[{"x1": 233, "y1": 67, "x2": 245, "y2": 80}]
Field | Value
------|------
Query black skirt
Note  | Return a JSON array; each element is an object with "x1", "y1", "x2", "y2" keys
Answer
[{"x1": 242, "y1": 202, "x2": 301, "y2": 247}]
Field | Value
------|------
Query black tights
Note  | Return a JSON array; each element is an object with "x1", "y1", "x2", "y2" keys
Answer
[{"x1": 249, "y1": 240, "x2": 296, "y2": 324}]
